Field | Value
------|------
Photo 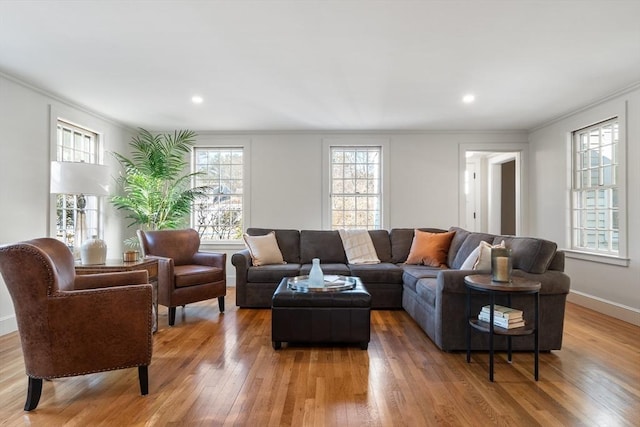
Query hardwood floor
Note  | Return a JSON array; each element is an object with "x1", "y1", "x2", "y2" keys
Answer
[{"x1": 1, "y1": 288, "x2": 638, "y2": 426}]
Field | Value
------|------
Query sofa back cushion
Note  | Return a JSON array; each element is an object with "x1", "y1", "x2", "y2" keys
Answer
[
  {"x1": 390, "y1": 228, "x2": 448, "y2": 263},
  {"x1": 547, "y1": 250, "x2": 565, "y2": 272},
  {"x1": 300, "y1": 230, "x2": 347, "y2": 264},
  {"x1": 368, "y1": 230, "x2": 392, "y2": 263},
  {"x1": 447, "y1": 227, "x2": 470, "y2": 267},
  {"x1": 245, "y1": 228, "x2": 300, "y2": 263},
  {"x1": 494, "y1": 235, "x2": 557, "y2": 274},
  {"x1": 449, "y1": 229, "x2": 496, "y2": 269}
]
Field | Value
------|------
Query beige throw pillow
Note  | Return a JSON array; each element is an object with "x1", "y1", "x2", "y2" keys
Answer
[
  {"x1": 338, "y1": 229, "x2": 380, "y2": 264},
  {"x1": 473, "y1": 240, "x2": 506, "y2": 270},
  {"x1": 243, "y1": 232, "x2": 285, "y2": 266}
]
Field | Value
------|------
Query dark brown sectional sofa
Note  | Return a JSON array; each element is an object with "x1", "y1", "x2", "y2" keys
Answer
[{"x1": 232, "y1": 227, "x2": 571, "y2": 351}]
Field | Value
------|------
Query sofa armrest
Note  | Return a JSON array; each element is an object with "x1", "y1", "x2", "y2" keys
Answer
[
  {"x1": 231, "y1": 249, "x2": 251, "y2": 306},
  {"x1": 436, "y1": 269, "x2": 481, "y2": 294},
  {"x1": 511, "y1": 270, "x2": 571, "y2": 295},
  {"x1": 232, "y1": 249, "x2": 251, "y2": 284},
  {"x1": 74, "y1": 270, "x2": 149, "y2": 290}
]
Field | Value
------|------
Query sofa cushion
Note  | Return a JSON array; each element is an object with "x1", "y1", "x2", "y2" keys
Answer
[
  {"x1": 450, "y1": 230, "x2": 496, "y2": 269},
  {"x1": 246, "y1": 228, "x2": 300, "y2": 263},
  {"x1": 243, "y1": 231, "x2": 285, "y2": 266},
  {"x1": 416, "y1": 278, "x2": 437, "y2": 308},
  {"x1": 300, "y1": 230, "x2": 347, "y2": 264},
  {"x1": 338, "y1": 229, "x2": 380, "y2": 264},
  {"x1": 447, "y1": 226, "x2": 470, "y2": 267},
  {"x1": 348, "y1": 262, "x2": 403, "y2": 284},
  {"x1": 495, "y1": 236, "x2": 557, "y2": 274},
  {"x1": 247, "y1": 263, "x2": 301, "y2": 282},
  {"x1": 405, "y1": 230, "x2": 455, "y2": 267},
  {"x1": 401, "y1": 265, "x2": 442, "y2": 291},
  {"x1": 368, "y1": 230, "x2": 392, "y2": 263},
  {"x1": 390, "y1": 228, "x2": 448, "y2": 263},
  {"x1": 300, "y1": 263, "x2": 351, "y2": 276}
]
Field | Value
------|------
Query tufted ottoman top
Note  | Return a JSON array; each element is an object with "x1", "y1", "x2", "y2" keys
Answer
[{"x1": 272, "y1": 277, "x2": 371, "y2": 308}]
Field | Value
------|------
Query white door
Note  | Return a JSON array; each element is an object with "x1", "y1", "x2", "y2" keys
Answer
[{"x1": 465, "y1": 161, "x2": 479, "y2": 231}]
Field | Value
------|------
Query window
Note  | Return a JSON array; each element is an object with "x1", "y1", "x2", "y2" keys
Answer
[
  {"x1": 192, "y1": 147, "x2": 244, "y2": 241},
  {"x1": 571, "y1": 118, "x2": 620, "y2": 255},
  {"x1": 330, "y1": 146, "x2": 381, "y2": 230},
  {"x1": 55, "y1": 121, "x2": 102, "y2": 248}
]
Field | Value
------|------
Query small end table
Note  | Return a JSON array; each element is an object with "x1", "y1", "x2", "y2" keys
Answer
[
  {"x1": 75, "y1": 258, "x2": 159, "y2": 332},
  {"x1": 464, "y1": 274, "x2": 541, "y2": 381}
]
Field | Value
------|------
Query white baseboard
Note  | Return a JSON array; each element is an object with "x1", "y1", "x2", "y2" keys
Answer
[
  {"x1": 0, "y1": 315, "x2": 17, "y2": 336},
  {"x1": 568, "y1": 290, "x2": 640, "y2": 326}
]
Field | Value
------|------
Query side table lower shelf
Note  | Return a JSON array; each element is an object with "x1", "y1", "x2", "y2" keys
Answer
[{"x1": 464, "y1": 274, "x2": 541, "y2": 382}]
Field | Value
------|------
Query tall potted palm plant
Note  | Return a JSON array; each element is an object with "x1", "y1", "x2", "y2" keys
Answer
[{"x1": 111, "y1": 128, "x2": 208, "y2": 245}]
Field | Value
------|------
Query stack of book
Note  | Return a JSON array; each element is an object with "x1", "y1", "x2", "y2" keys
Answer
[{"x1": 478, "y1": 304, "x2": 525, "y2": 329}]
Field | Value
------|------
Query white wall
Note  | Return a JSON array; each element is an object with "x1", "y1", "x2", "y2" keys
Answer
[
  {"x1": 528, "y1": 87, "x2": 640, "y2": 324},
  {"x1": 0, "y1": 74, "x2": 134, "y2": 335},
  {"x1": 194, "y1": 131, "x2": 528, "y2": 231}
]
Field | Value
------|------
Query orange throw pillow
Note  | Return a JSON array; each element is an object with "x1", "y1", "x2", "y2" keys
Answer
[{"x1": 405, "y1": 229, "x2": 456, "y2": 267}]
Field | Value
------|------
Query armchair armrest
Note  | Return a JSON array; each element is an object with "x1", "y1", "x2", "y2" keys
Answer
[
  {"x1": 73, "y1": 270, "x2": 149, "y2": 290},
  {"x1": 144, "y1": 255, "x2": 174, "y2": 305},
  {"x1": 193, "y1": 251, "x2": 226, "y2": 269},
  {"x1": 39, "y1": 284, "x2": 153, "y2": 378}
]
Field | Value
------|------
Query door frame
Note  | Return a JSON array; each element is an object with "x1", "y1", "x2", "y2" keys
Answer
[{"x1": 458, "y1": 143, "x2": 529, "y2": 236}]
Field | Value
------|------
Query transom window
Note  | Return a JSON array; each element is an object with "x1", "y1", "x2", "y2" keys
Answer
[
  {"x1": 571, "y1": 118, "x2": 619, "y2": 255},
  {"x1": 192, "y1": 147, "x2": 244, "y2": 241},
  {"x1": 330, "y1": 146, "x2": 381, "y2": 230},
  {"x1": 55, "y1": 120, "x2": 101, "y2": 248}
]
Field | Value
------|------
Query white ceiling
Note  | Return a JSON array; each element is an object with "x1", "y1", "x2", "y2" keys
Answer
[{"x1": 1, "y1": 0, "x2": 639, "y2": 132}]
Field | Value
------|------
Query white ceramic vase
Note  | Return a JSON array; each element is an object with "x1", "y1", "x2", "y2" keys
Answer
[{"x1": 81, "y1": 235, "x2": 107, "y2": 265}]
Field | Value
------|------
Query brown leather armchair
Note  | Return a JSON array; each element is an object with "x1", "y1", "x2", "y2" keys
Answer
[
  {"x1": 0, "y1": 238, "x2": 153, "y2": 411},
  {"x1": 137, "y1": 229, "x2": 226, "y2": 326}
]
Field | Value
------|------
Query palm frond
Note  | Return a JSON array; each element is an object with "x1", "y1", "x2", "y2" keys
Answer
[{"x1": 109, "y1": 128, "x2": 209, "y2": 231}]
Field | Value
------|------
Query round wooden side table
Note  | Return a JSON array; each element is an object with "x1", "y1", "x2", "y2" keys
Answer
[{"x1": 464, "y1": 274, "x2": 541, "y2": 381}]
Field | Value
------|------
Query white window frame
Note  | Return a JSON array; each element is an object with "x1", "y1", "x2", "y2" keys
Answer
[
  {"x1": 565, "y1": 102, "x2": 628, "y2": 266},
  {"x1": 322, "y1": 138, "x2": 389, "y2": 230},
  {"x1": 51, "y1": 117, "x2": 104, "y2": 248},
  {"x1": 191, "y1": 139, "x2": 250, "y2": 244}
]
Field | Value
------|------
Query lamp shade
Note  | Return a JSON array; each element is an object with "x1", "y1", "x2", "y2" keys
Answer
[{"x1": 50, "y1": 161, "x2": 111, "y2": 196}]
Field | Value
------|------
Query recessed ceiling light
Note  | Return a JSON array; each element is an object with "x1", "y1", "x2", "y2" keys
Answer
[
  {"x1": 191, "y1": 95, "x2": 203, "y2": 104},
  {"x1": 462, "y1": 94, "x2": 475, "y2": 104}
]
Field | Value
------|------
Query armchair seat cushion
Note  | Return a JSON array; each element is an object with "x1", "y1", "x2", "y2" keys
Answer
[{"x1": 174, "y1": 265, "x2": 225, "y2": 288}]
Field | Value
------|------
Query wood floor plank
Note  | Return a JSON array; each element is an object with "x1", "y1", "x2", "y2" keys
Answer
[{"x1": 0, "y1": 289, "x2": 638, "y2": 426}]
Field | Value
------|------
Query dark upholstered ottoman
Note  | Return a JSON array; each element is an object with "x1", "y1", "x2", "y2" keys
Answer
[{"x1": 271, "y1": 277, "x2": 371, "y2": 350}]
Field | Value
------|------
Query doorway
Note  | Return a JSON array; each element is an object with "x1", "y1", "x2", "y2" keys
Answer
[{"x1": 463, "y1": 151, "x2": 520, "y2": 235}]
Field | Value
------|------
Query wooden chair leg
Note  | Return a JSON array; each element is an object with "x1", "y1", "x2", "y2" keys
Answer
[
  {"x1": 168, "y1": 307, "x2": 176, "y2": 326},
  {"x1": 218, "y1": 296, "x2": 225, "y2": 313},
  {"x1": 138, "y1": 366, "x2": 149, "y2": 395},
  {"x1": 24, "y1": 376, "x2": 43, "y2": 411}
]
